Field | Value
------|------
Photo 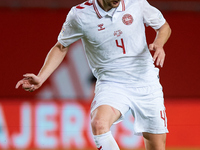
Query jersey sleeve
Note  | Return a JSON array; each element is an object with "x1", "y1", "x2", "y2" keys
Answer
[
  {"x1": 57, "y1": 7, "x2": 83, "y2": 47},
  {"x1": 142, "y1": 0, "x2": 166, "y2": 29}
]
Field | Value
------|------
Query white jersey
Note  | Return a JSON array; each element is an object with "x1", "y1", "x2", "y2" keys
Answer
[{"x1": 58, "y1": 0, "x2": 166, "y2": 86}]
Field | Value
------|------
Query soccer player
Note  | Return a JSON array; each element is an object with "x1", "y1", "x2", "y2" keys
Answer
[{"x1": 16, "y1": 0, "x2": 171, "y2": 149}]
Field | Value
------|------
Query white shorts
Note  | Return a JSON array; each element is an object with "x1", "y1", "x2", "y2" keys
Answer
[{"x1": 90, "y1": 82, "x2": 169, "y2": 135}]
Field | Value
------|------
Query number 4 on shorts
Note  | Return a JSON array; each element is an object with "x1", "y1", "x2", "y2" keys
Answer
[{"x1": 160, "y1": 110, "x2": 167, "y2": 127}]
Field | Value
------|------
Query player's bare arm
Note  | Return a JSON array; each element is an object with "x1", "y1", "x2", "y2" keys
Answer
[
  {"x1": 149, "y1": 21, "x2": 171, "y2": 68},
  {"x1": 15, "y1": 42, "x2": 69, "y2": 92}
]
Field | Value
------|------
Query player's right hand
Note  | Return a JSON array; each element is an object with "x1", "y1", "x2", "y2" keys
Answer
[{"x1": 15, "y1": 73, "x2": 42, "y2": 92}]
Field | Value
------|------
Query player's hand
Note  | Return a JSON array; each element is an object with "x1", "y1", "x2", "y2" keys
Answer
[
  {"x1": 149, "y1": 43, "x2": 165, "y2": 68},
  {"x1": 15, "y1": 73, "x2": 42, "y2": 92}
]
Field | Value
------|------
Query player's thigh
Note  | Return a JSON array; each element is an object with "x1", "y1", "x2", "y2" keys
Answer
[
  {"x1": 91, "y1": 105, "x2": 121, "y2": 132},
  {"x1": 143, "y1": 132, "x2": 166, "y2": 150}
]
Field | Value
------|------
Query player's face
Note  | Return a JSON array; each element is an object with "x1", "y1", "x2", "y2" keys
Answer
[
  {"x1": 101, "y1": 0, "x2": 121, "y2": 11},
  {"x1": 105, "y1": 0, "x2": 121, "y2": 8}
]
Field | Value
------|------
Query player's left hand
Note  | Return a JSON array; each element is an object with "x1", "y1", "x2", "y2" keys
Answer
[{"x1": 149, "y1": 43, "x2": 165, "y2": 68}]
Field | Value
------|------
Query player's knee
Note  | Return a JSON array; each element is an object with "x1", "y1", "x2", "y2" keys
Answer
[{"x1": 91, "y1": 118, "x2": 110, "y2": 135}]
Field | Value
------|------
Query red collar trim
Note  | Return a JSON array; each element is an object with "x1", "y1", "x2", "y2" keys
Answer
[
  {"x1": 121, "y1": 0, "x2": 125, "y2": 11},
  {"x1": 93, "y1": 0, "x2": 103, "y2": 19}
]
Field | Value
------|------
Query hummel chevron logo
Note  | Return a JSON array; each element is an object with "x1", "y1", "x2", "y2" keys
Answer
[{"x1": 98, "y1": 24, "x2": 105, "y2": 31}]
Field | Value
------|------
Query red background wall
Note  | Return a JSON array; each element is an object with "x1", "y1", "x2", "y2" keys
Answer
[{"x1": 0, "y1": 8, "x2": 200, "y2": 98}]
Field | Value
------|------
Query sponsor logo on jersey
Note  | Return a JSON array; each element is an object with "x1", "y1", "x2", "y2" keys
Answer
[
  {"x1": 98, "y1": 24, "x2": 105, "y2": 31},
  {"x1": 114, "y1": 30, "x2": 123, "y2": 37},
  {"x1": 122, "y1": 14, "x2": 133, "y2": 25}
]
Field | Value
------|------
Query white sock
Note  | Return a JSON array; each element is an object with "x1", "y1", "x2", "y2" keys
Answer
[{"x1": 93, "y1": 131, "x2": 120, "y2": 150}]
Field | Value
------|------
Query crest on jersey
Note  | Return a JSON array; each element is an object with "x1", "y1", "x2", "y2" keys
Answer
[{"x1": 122, "y1": 14, "x2": 133, "y2": 25}]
